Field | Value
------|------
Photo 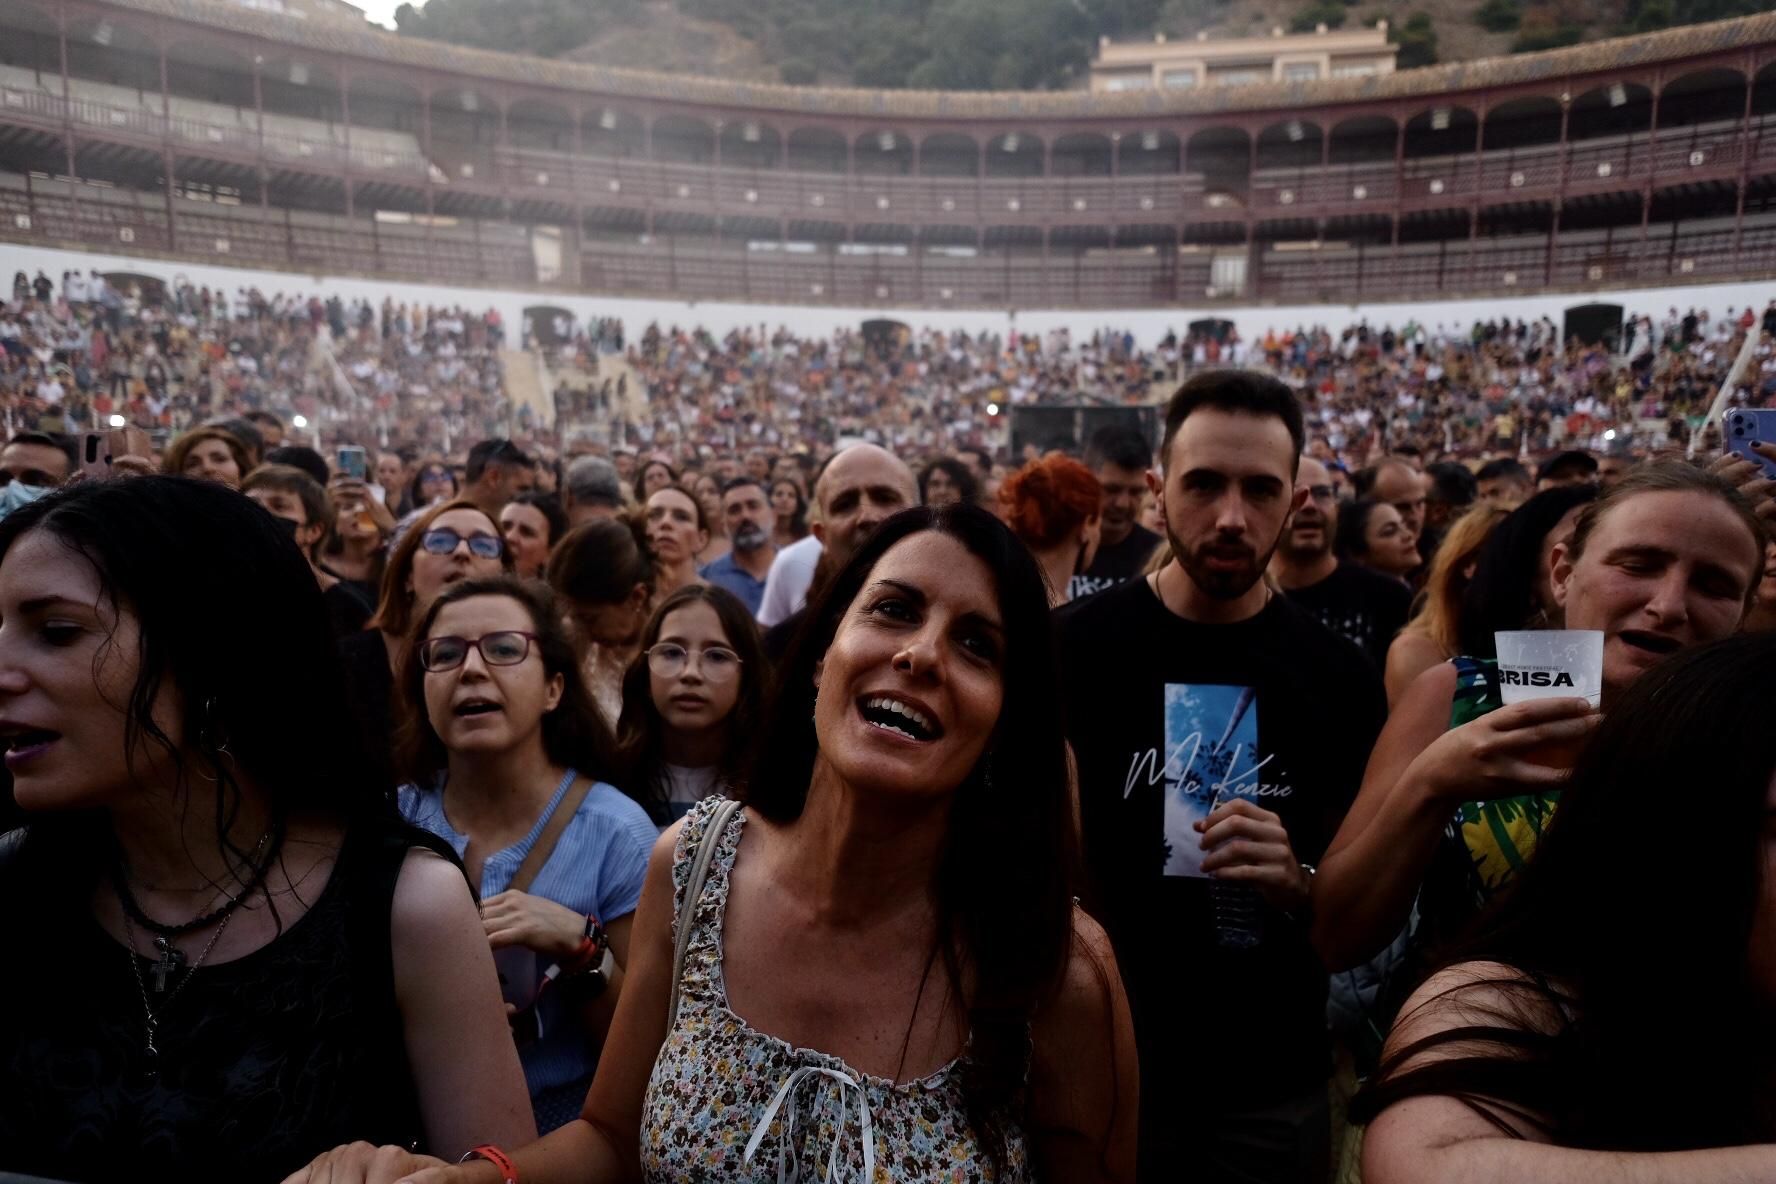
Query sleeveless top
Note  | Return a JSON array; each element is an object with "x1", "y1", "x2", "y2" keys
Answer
[
  {"x1": 0, "y1": 826, "x2": 425, "y2": 1182},
  {"x1": 641, "y1": 797, "x2": 1031, "y2": 1183}
]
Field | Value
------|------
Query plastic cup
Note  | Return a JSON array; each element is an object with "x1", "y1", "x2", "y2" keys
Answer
[{"x1": 1494, "y1": 630, "x2": 1604, "y2": 707}]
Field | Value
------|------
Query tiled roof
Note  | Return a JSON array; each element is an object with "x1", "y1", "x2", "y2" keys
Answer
[{"x1": 96, "y1": 0, "x2": 1775, "y2": 120}]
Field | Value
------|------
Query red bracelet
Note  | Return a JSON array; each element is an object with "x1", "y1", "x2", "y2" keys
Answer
[{"x1": 459, "y1": 1144, "x2": 517, "y2": 1184}]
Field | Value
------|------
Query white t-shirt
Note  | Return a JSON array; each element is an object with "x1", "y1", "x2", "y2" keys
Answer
[{"x1": 756, "y1": 533, "x2": 823, "y2": 627}]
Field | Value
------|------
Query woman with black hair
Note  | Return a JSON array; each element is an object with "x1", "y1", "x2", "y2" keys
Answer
[
  {"x1": 0, "y1": 477, "x2": 532, "y2": 1180},
  {"x1": 501, "y1": 492, "x2": 569, "y2": 580},
  {"x1": 548, "y1": 515, "x2": 655, "y2": 726},
  {"x1": 1356, "y1": 632, "x2": 1776, "y2": 1179},
  {"x1": 323, "y1": 504, "x2": 1138, "y2": 1183},
  {"x1": 1315, "y1": 464, "x2": 1764, "y2": 975},
  {"x1": 614, "y1": 584, "x2": 765, "y2": 828},
  {"x1": 769, "y1": 477, "x2": 809, "y2": 550},
  {"x1": 919, "y1": 456, "x2": 980, "y2": 508},
  {"x1": 1335, "y1": 499, "x2": 1421, "y2": 583},
  {"x1": 397, "y1": 577, "x2": 656, "y2": 1135}
]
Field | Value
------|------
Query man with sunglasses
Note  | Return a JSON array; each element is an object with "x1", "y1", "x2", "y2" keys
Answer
[{"x1": 1268, "y1": 454, "x2": 1411, "y2": 671}]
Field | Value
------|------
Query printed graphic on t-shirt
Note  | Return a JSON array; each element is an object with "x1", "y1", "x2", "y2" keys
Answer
[{"x1": 1161, "y1": 683, "x2": 1264, "y2": 879}]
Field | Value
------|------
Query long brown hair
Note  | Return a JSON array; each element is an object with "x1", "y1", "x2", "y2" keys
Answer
[
  {"x1": 1404, "y1": 503, "x2": 1508, "y2": 658},
  {"x1": 368, "y1": 499, "x2": 508, "y2": 638},
  {"x1": 162, "y1": 426, "x2": 251, "y2": 482}
]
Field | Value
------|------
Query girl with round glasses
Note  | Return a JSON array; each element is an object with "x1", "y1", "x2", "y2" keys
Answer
[
  {"x1": 397, "y1": 576, "x2": 657, "y2": 1135},
  {"x1": 339, "y1": 500, "x2": 510, "y2": 786},
  {"x1": 615, "y1": 585, "x2": 766, "y2": 829}
]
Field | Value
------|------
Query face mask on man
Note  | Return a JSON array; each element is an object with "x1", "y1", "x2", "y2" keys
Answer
[{"x1": 0, "y1": 481, "x2": 52, "y2": 520}]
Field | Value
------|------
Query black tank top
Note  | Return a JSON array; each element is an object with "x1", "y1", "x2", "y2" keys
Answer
[{"x1": 0, "y1": 826, "x2": 425, "y2": 1182}]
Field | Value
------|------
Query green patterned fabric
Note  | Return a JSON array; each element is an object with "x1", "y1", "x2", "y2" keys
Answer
[{"x1": 1446, "y1": 656, "x2": 1562, "y2": 907}]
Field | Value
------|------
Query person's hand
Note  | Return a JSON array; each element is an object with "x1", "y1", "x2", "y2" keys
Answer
[
  {"x1": 109, "y1": 454, "x2": 154, "y2": 477},
  {"x1": 277, "y1": 1142, "x2": 449, "y2": 1184},
  {"x1": 483, "y1": 889, "x2": 585, "y2": 960},
  {"x1": 1707, "y1": 443, "x2": 1776, "y2": 525},
  {"x1": 331, "y1": 475, "x2": 397, "y2": 532},
  {"x1": 1197, "y1": 798, "x2": 1311, "y2": 911},
  {"x1": 1408, "y1": 697, "x2": 1599, "y2": 805}
]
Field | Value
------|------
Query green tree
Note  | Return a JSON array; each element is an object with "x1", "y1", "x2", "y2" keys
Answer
[
  {"x1": 1391, "y1": 11, "x2": 1439, "y2": 66},
  {"x1": 1291, "y1": 0, "x2": 1349, "y2": 29},
  {"x1": 1475, "y1": 0, "x2": 1522, "y2": 30},
  {"x1": 1511, "y1": 4, "x2": 1581, "y2": 50}
]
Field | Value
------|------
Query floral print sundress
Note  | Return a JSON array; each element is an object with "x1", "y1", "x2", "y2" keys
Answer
[{"x1": 641, "y1": 797, "x2": 1031, "y2": 1183}]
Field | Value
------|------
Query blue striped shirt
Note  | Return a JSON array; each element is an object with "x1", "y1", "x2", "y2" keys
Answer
[{"x1": 399, "y1": 772, "x2": 657, "y2": 1095}]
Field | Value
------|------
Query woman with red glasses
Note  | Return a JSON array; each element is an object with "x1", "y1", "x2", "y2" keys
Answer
[
  {"x1": 394, "y1": 576, "x2": 656, "y2": 1135},
  {"x1": 338, "y1": 499, "x2": 510, "y2": 786}
]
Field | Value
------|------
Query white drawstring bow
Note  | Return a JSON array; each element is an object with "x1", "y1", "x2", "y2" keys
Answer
[{"x1": 742, "y1": 1064, "x2": 877, "y2": 1183}]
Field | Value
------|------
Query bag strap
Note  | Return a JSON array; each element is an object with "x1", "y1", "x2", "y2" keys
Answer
[
  {"x1": 509, "y1": 776, "x2": 596, "y2": 896},
  {"x1": 668, "y1": 797, "x2": 742, "y2": 1031}
]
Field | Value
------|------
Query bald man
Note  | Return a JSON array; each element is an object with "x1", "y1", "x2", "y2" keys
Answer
[
  {"x1": 1359, "y1": 457, "x2": 1428, "y2": 543},
  {"x1": 759, "y1": 444, "x2": 918, "y2": 657}
]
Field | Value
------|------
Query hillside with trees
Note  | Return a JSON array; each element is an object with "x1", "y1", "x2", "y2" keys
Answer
[{"x1": 391, "y1": 0, "x2": 1770, "y2": 87}]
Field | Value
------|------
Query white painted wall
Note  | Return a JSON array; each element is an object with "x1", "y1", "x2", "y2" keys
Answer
[{"x1": 5, "y1": 241, "x2": 1770, "y2": 348}]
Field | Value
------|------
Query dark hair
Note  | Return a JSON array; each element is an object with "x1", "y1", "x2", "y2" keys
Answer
[
  {"x1": 242, "y1": 464, "x2": 332, "y2": 532},
  {"x1": 0, "y1": 477, "x2": 453, "y2": 895},
  {"x1": 1425, "y1": 461, "x2": 1478, "y2": 508},
  {"x1": 918, "y1": 457, "x2": 981, "y2": 506},
  {"x1": 1352, "y1": 632, "x2": 1776, "y2": 1147},
  {"x1": 1334, "y1": 499, "x2": 1393, "y2": 561},
  {"x1": 244, "y1": 409, "x2": 284, "y2": 432},
  {"x1": 408, "y1": 458, "x2": 458, "y2": 508},
  {"x1": 770, "y1": 477, "x2": 809, "y2": 540},
  {"x1": 395, "y1": 576, "x2": 619, "y2": 788},
  {"x1": 5, "y1": 431, "x2": 76, "y2": 472},
  {"x1": 506, "y1": 491, "x2": 568, "y2": 549},
  {"x1": 547, "y1": 513, "x2": 655, "y2": 609},
  {"x1": 1456, "y1": 484, "x2": 1599, "y2": 657},
  {"x1": 632, "y1": 458, "x2": 679, "y2": 505},
  {"x1": 1160, "y1": 370, "x2": 1304, "y2": 468},
  {"x1": 720, "y1": 475, "x2": 769, "y2": 502},
  {"x1": 207, "y1": 417, "x2": 265, "y2": 465},
  {"x1": 614, "y1": 584, "x2": 766, "y2": 826},
  {"x1": 465, "y1": 438, "x2": 533, "y2": 485},
  {"x1": 742, "y1": 504, "x2": 1079, "y2": 1169},
  {"x1": 1476, "y1": 458, "x2": 1532, "y2": 485},
  {"x1": 369, "y1": 499, "x2": 508, "y2": 638},
  {"x1": 1084, "y1": 425, "x2": 1151, "y2": 474},
  {"x1": 263, "y1": 445, "x2": 330, "y2": 487}
]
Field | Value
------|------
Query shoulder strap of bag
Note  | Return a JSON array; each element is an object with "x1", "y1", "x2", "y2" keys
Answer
[
  {"x1": 509, "y1": 777, "x2": 596, "y2": 896},
  {"x1": 668, "y1": 797, "x2": 743, "y2": 1031}
]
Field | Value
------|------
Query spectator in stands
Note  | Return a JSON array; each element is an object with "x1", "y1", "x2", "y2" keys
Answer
[
  {"x1": 919, "y1": 457, "x2": 979, "y2": 509},
  {"x1": 547, "y1": 516, "x2": 655, "y2": 725},
  {"x1": 760, "y1": 444, "x2": 918, "y2": 651},
  {"x1": 500, "y1": 491, "x2": 568, "y2": 581},
  {"x1": 615, "y1": 584, "x2": 765, "y2": 828},
  {"x1": 1749, "y1": 540, "x2": 1776, "y2": 633},
  {"x1": 633, "y1": 457, "x2": 677, "y2": 505},
  {"x1": 0, "y1": 477, "x2": 533, "y2": 1179},
  {"x1": 243, "y1": 463, "x2": 372, "y2": 638},
  {"x1": 1596, "y1": 453, "x2": 1635, "y2": 487},
  {"x1": 209, "y1": 419, "x2": 266, "y2": 470},
  {"x1": 1070, "y1": 425, "x2": 1159, "y2": 601},
  {"x1": 1384, "y1": 504, "x2": 1510, "y2": 706},
  {"x1": 163, "y1": 427, "x2": 250, "y2": 490},
  {"x1": 408, "y1": 460, "x2": 459, "y2": 513},
  {"x1": 1337, "y1": 500, "x2": 1421, "y2": 585},
  {"x1": 375, "y1": 452, "x2": 407, "y2": 509},
  {"x1": 998, "y1": 452, "x2": 1102, "y2": 608},
  {"x1": 1354, "y1": 633, "x2": 1776, "y2": 1179},
  {"x1": 1421, "y1": 460, "x2": 1478, "y2": 559},
  {"x1": 1475, "y1": 458, "x2": 1533, "y2": 508},
  {"x1": 1273, "y1": 456, "x2": 1414, "y2": 670},
  {"x1": 644, "y1": 487, "x2": 709, "y2": 598},
  {"x1": 245, "y1": 410, "x2": 285, "y2": 451},
  {"x1": 0, "y1": 432, "x2": 73, "y2": 489},
  {"x1": 340, "y1": 499, "x2": 511, "y2": 784},
  {"x1": 396, "y1": 577, "x2": 653, "y2": 1134},
  {"x1": 563, "y1": 456, "x2": 623, "y2": 527},
  {"x1": 1358, "y1": 458, "x2": 1429, "y2": 547},
  {"x1": 691, "y1": 473, "x2": 731, "y2": 566},
  {"x1": 700, "y1": 477, "x2": 777, "y2": 616},
  {"x1": 768, "y1": 477, "x2": 808, "y2": 550},
  {"x1": 1536, "y1": 449, "x2": 1599, "y2": 490},
  {"x1": 462, "y1": 438, "x2": 536, "y2": 519},
  {"x1": 321, "y1": 480, "x2": 388, "y2": 608},
  {"x1": 1314, "y1": 464, "x2": 1764, "y2": 977},
  {"x1": 955, "y1": 445, "x2": 993, "y2": 488}
]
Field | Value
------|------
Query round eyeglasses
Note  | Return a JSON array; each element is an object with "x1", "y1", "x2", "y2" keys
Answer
[
  {"x1": 421, "y1": 527, "x2": 503, "y2": 560},
  {"x1": 646, "y1": 642, "x2": 742, "y2": 682},
  {"x1": 420, "y1": 631, "x2": 539, "y2": 672}
]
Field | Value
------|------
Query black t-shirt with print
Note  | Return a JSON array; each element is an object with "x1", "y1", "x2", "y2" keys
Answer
[
  {"x1": 1068, "y1": 523, "x2": 1161, "y2": 601},
  {"x1": 1282, "y1": 561, "x2": 1413, "y2": 672},
  {"x1": 1056, "y1": 577, "x2": 1386, "y2": 1114}
]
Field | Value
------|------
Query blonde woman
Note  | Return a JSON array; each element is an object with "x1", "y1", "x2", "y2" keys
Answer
[{"x1": 1382, "y1": 504, "x2": 1508, "y2": 706}]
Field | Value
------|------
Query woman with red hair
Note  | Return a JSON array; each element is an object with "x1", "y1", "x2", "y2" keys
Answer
[{"x1": 999, "y1": 452, "x2": 1104, "y2": 607}]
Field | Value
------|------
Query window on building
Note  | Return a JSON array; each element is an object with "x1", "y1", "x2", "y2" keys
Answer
[
  {"x1": 1102, "y1": 74, "x2": 1153, "y2": 92},
  {"x1": 1162, "y1": 68, "x2": 1199, "y2": 89},
  {"x1": 1331, "y1": 62, "x2": 1379, "y2": 77},
  {"x1": 1283, "y1": 63, "x2": 1321, "y2": 81},
  {"x1": 1212, "y1": 69, "x2": 1263, "y2": 86}
]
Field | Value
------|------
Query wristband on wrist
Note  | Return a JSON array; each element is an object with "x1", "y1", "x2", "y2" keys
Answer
[{"x1": 459, "y1": 1144, "x2": 517, "y2": 1184}]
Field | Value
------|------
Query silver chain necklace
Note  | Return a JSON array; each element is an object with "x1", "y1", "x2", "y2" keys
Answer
[{"x1": 119, "y1": 902, "x2": 236, "y2": 1075}]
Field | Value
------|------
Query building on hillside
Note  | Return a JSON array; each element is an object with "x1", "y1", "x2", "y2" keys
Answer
[{"x1": 1090, "y1": 26, "x2": 1399, "y2": 92}]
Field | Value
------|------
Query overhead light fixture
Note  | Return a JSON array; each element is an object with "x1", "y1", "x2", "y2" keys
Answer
[
  {"x1": 742, "y1": 121, "x2": 761, "y2": 143},
  {"x1": 1002, "y1": 133, "x2": 1020, "y2": 153},
  {"x1": 289, "y1": 63, "x2": 309, "y2": 85},
  {"x1": 1141, "y1": 130, "x2": 1160, "y2": 150},
  {"x1": 877, "y1": 131, "x2": 896, "y2": 151},
  {"x1": 1608, "y1": 82, "x2": 1628, "y2": 108},
  {"x1": 598, "y1": 108, "x2": 617, "y2": 131},
  {"x1": 1430, "y1": 106, "x2": 1452, "y2": 130},
  {"x1": 1286, "y1": 120, "x2": 1305, "y2": 142},
  {"x1": 92, "y1": 21, "x2": 114, "y2": 46}
]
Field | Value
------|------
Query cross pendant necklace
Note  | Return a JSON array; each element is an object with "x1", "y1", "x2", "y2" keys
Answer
[{"x1": 150, "y1": 936, "x2": 186, "y2": 994}]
